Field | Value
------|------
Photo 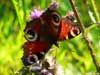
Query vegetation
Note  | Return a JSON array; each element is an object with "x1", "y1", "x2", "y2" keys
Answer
[{"x1": 0, "y1": 0, "x2": 100, "y2": 75}]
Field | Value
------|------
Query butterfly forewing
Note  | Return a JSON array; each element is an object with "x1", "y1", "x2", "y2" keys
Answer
[{"x1": 58, "y1": 18, "x2": 80, "y2": 41}]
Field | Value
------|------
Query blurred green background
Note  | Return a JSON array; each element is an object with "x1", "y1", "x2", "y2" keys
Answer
[{"x1": 0, "y1": 0, "x2": 100, "y2": 75}]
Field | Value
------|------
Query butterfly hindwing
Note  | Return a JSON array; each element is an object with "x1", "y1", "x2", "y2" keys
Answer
[{"x1": 22, "y1": 41, "x2": 52, "y2": 66}]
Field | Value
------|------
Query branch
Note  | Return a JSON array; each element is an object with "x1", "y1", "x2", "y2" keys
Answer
[{"x1": 69, "y1": 0, "x2": 100, "y2": 72}]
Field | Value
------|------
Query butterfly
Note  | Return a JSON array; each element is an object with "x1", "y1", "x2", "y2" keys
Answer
[{"x1": 22, "y1": 3, "x2": 80, "y2": 66}]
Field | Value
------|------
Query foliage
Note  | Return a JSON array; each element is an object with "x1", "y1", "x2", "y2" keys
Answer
[{"x1": 0, "y1": 0, "x2": 100, "y2": 75}]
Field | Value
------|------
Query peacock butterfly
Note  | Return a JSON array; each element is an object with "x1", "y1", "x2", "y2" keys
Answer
[{"x1": 22, "y1": 2, "x2": 80, "y2": 66}]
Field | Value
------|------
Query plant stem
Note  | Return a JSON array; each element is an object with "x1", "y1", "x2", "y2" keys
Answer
[
  {"x1": 69, "y1": 0, "x2": 100, "y2": 72},
  {"x1": 90, "y1": 0, "x2": 100, "y2": 22},
  {"x1": 11, "y1": 0, "x2": 23, "y2": 32}
]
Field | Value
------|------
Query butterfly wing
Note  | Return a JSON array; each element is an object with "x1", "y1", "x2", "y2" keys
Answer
[
  {"x1": 58, "y1": 18, "x2": 80, "y2": 41},
  {"x1": 22, "y1": 41, "x2": 52, "y2": 66}
]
